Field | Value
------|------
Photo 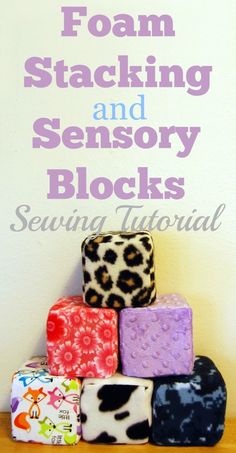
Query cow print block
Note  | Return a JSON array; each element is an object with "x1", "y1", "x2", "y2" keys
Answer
[
  {"x1": 81, "y1": 374, "x2": 153, "y2": 444},
  {"x1": 81, "y1": 231, "x2": 156, "y2": 308}
]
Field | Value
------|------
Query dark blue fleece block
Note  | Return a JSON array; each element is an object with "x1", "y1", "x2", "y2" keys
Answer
[{"x1": 151, "y1": 355, "x2": 226, "y2": 446}]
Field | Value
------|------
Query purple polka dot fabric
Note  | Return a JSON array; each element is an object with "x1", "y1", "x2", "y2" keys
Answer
[{"x1": 119, "y1": 294, "x2": 194, "y2": 377}]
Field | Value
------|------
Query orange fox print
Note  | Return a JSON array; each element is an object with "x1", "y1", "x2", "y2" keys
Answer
[
  {"x1": 24, "y1": 387, "x2": 47, "y2": 418},
  {"x1": 14, "y1": 387, "x2": 47, "y2": 431}
]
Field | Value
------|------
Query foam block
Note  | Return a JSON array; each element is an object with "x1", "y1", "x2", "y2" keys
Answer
[
  {"x1": 151, "y1": 355, "x2": 227, "y2": 446},
  {"x1": 11, "y1": 356, "x2": 81, "y2": 445},
  {"x1": 47, "y1": 296, "x2": 118, "y2": 378},
  {"x1": 81, "y1": 231, "x2": 156, "y2": 308},
  {"x1": 81, "y1": 373, "x2": 153, "y2": 444},
  {"x1": 120, "y1": 293, "x2": 194, "y2": 377}
]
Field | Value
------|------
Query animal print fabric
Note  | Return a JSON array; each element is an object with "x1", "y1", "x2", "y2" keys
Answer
[
  {"x1": 151, "y1": 355, "x2": 227, "y2": 446},
  {"x1": 11, "y1": 356, "x2": 81, "y2": 445},
  {"x1": 47, "y1": 296, "x2": 118, "y2": 378},
  {"x1": 82, "y1": 231, "x2": 156, "y2": 308},
  {"x1": 81, "y1": 373, "x2": 153, "y2": 444}
]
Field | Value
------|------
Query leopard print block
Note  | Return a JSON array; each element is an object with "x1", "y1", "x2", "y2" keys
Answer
[{"x1": 81, "y1": 231, "x2": 156, "y2": 308}]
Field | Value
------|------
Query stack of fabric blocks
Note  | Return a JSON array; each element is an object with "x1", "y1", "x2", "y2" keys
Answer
[{"x1": 11, "y1": 230, "x2": 227, "y2": 446}]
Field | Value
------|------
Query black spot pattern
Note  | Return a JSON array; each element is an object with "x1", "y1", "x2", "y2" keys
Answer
[
  {"x1": 117, "y1": 270, "x2": 142, "y2": 294},
  {"x1": 150, "y1": 272, "x2": 155, "y2": 282},
  {"x1": 143, "y1": 267, "x2": 150, "y2": 275},
  {"x1": 85, "y1": 288, "x2": 103, "y2": 307},
  {"x1": 115, "y1": 411, "x2": 130, "y2": 421},
  {"x1": 81, "y1": 412, "x2": 87, "y2": 423},
  {"x1": 95, "y1": 265, "x2": 113, "y2": 291},
  {"x1": 83, "y1": 271, "x2": 91, "y2": 284},
  {"x1": 150, "y1": 293, "x2": 156, "y2": 305},
  {"x1": 97, "y1": 235, "x2": 113, "y2": 243},
  {"x1": 91, "y1": 432, "x2": 117, "y2": 443},
  {"x1": 120, "y1": 233, "x2": 138, "y2": 240},
  {"x1": 103, "y1": 249, "x2": 117, "y2": 264},
  {"x1": 131, "y1": 287, "x2": 152, "y2": 307},
  {"x1": 115, "y1": 241, "x2": 124, "y2": 245},
  {"x1": 140, "y1": 236, "x2": 152, "y2": 251},
  {"x1": 123, "y1": 245, "x2": 143, "y2": 267},
  {"x1": 98, "y1": 385, "x2": 137, "y2": 411},
  {"x1": 126, "y1": 419, "x2": 150, "y2": 440},
  {"x1": 144, "y1": 255, "x2": 154, "y2": 275},
  {"x1": 84, "y1": 242, "x2": 100, "y2": 262},
  {"x1": 148, "y1": 255, "x2": 154, "y2": 267},
  {"x1": 107, "y1": 294, "x2": 125, "y2": 308}
]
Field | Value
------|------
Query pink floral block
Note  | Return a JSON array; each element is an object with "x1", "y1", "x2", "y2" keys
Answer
[{"x1": 47, "y1": 296, "x2": 118, "y2": 378}]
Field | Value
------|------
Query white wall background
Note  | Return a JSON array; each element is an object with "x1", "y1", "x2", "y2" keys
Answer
[{"x1": 1, "y1": 0, "x2": 236, "y2": 417}]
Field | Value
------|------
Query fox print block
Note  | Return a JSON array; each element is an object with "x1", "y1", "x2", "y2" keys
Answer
[
  {"x1": 151, "y1": 356, "x2": 227, "y2": 446},
  {"x1": 11, "y1": 356, "x2": 81, "y2": 445},
  {"x1": 47, "y1": 296, "x2": 118, "y2": 378},
  {"x1": 82, "y1": 231, "x2": 156, "y2": 308},
  {"x1": 81, "y1": 374, "x2": 153, "y2": 444}
]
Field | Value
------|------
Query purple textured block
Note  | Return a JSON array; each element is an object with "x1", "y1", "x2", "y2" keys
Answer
[{"x1": 119, "y1": 294, "x2": 194, "y2": 377}]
